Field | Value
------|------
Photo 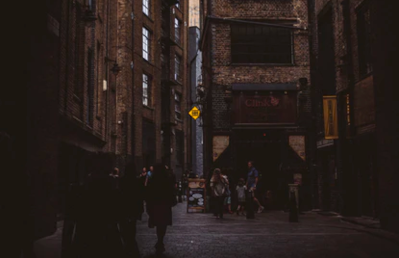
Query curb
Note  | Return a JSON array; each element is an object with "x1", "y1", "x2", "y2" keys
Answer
[
  {"x1": 340, "y1": 217, "x2": 380, "y2": 229},
  {"x1": 339, "y1": 218, "x2": 399, "y2": 245}
]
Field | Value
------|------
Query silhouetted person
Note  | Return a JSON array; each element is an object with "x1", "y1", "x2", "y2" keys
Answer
[
  {"x1": 61, "y1": 182, "x2": 83, "y2": 258},
  {"x1": 166, "y1": 166, "x2": 178, "y2": 206},
  {"x1": 73, "y1": 153, "x2": 119, "y2": 257},
  {"x1": 206, "y1": 168, "x2": 217, "y2": 217},
  {"x1": 146, "y1": 163, "x2": 176, "y2": 255},
  {"x1": 119, "y1": 160, "x2": 142, "y2": 257},
  {"x1": 137, "y1": 167, "x2": 147, "y2": 220}
]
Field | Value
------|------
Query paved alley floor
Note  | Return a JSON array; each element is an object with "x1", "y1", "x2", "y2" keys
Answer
[
  {"x1": 136, "y1": 202, "x2": 399, "y2": 258},
  {"x1": 34, "y1": 201, "x2": 399, "y2": 258}
]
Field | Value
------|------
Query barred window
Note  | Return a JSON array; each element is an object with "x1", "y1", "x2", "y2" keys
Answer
[
  {"x1": 357, "y1": 2, "x2": 372, "y2": 77},
  {"x1": 175, "y1": 92, "x2": 182, "y2": 120},
  {"x1": 175, "y1": 18, "x2": 181, "y2": 44},
  {"x1": 142, "y1": 27, "x2": 151, "y2": 61},
  {"x1": 231, "y1": 23, "x2": 293, "y2": 64},
  {"x1": 143, "y1": 74, "x2": 151, "y2": 106},
  {"x1": 143, "y1": 0, "x2": 150, "y2": 17}
]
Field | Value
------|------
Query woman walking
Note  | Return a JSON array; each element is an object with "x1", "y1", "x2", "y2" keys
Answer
[
  {"x1": 210, "y1": 168, "x2": 228, "y2": 219},
  {"x1": 221, "y1": 169, "x2": 233, "y2": 214},
  {"x1": 146, "y1": 163, "x2": 176, "y2": 255}
]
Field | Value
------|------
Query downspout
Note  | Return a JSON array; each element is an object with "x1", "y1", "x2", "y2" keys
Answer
[
  {"x1": 307, "y1": 0, "x2": 318, "y2": 210},
  {"x1": 341, "y1": 0, "x2": 356, "y2": 216},
  {"x1": 64, "y1": 1, "x2": 71, "y2": 114},
  {"x1": 131, "y1": 1, "x2": 135, "y2": 161}
]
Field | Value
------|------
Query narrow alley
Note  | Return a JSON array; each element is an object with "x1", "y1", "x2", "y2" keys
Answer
[{"x1": 34, "y1": 201, "x2": 399, "y2": 258}]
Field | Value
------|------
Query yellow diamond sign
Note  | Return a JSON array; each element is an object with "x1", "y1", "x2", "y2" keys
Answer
[{"x1": 189, "y1": 106, "x2": 201, "y2": 120}]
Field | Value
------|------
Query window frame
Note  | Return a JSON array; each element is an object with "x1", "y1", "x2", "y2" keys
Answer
[
  {"x1": 175, "y1": 18, "x2": 181, "y2": 45},
  {"x1": 143, "y1": 0, "x2": 150, "y2": 17},
  {"x1": 175, "y1": 92, "x2": 182, "y2": 120},
  {"x1": 142, "y1": 27, "x2": 151, "y2": 61},
  {"x1": 230, "y1": 23, "x2": 294, "y2": 65},
  {"x1": 142, "y1": 73, "x2": 151, "y2": 107},
  {"x1": 87, "y1": 48, "x2": 95, "y2": 125},
  {"x1": 174, "y1": 54, "x2": 182, "y2": 82}
]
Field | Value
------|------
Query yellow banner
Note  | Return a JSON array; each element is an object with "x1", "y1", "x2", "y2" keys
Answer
[{"x1": 323, "y1": 96, "x2": 339, "y2": 139}]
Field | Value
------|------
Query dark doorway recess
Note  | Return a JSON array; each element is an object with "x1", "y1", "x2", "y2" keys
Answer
[{"x1": 233, "y1": 129, "x2": 285, "y2": 209}]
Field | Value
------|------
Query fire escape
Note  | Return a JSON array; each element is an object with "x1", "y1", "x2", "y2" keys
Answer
[{"x1": 161, "y1": 0, "x2": 179, "y2": 166}]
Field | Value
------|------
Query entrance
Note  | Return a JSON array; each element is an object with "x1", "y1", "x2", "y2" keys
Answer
[{"x1": 234, "y1": 129, "x2": 285, "y2": 209}]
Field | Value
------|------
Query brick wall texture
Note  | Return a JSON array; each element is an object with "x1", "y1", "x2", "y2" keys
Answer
[{"x1": 206, "y1": 0, "x2": 311, "y2": 132}]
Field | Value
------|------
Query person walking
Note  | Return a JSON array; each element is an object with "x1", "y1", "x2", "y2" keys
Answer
[
  {"x1": 247, "y1": 161, "x2": 264, "y2": 213},
  {"x1": 146, "y1": 163, "x2": 176, "y2": 255},
  {"x1": 137, "y1": 167, "x2": 147, "y2": 220},
  {"x1": 145, "y1": 165, "x2": 154, "y2": 186},
  {"x1": 210, "y1": 168, "x2": 229, "y2": 219},
  {"x1": 206, "y1": 168, "x2": 217, "y2": 217},
  {"x1": 119, "y1": 160, "x2": 141, "y2": 257},
  {"x1": 236, "y1": 178, "x2": 247, "y2": 215},
  {"x1": 221, "y1": 169, "x2": 233, "y2": 214}
]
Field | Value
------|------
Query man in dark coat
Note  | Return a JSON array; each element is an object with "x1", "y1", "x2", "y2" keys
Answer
[{"x1": 119, "y1": 160, "x2": 142, "y2": 257}]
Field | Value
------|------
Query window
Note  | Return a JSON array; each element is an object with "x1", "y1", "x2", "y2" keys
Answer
[
  {"x1": 175, "y1": 3, "x2": 180, "y2": 9},
  {"x1": 143, "y1": 0, "x2": 150, "y2": 17},
  {"x1": 175, "y1": 18, "x2": 181, "y2": 44},
  {"x1": 175, "y1": 54, "x2": 181, "y2": 82},
  {"x1": 175, "y1": 92, "x2": 182, "y2": 120},
  {"x1": 96, "y1": 41, "x2": 101, "y2": 115},
  {"x1": 74, "y1": 4, "x2": 83, "y2": 99},
  {"x1": 87, "y1": 48, "x2": 94, "y2": 125},
  {"x1": 231, "y1": 23, "x2": 293, "y2": 64},
  {"x1": 143, "y1": 74, "x2": 151, "y2": 106},
  {"x1": 357, "y1": 2, "x2": 372, "y2": 77},
  {"x1": 142, "y1": 27, "x2": 151, "y2": 61}
]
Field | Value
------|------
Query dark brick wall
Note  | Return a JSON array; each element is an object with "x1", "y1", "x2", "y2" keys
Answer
[
  {"x1": 201, "y1": 0, "x2": 312, "y2": 190},
  {"x1": 370, "y1": 0, "x2": 399, "y2": 234}
]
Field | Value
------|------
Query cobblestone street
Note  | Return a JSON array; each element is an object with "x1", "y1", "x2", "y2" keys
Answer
[
  {"x1": 35, "y1": 200, "x2": 399, "y2": 258},
  {"x1": 135, "y1": 203, "x2": 399, "y2": 258}
]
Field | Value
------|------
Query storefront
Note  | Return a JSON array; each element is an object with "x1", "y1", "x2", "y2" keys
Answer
[{"x1": 212, "y1": 84, "x2": 309, "y2": 209}]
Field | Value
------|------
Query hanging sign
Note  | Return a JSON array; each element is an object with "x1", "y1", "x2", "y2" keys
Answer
[
  {"x1": 323, "y1": 96, "x2": 339, "y2": 139},
  {"x1": 212, "y1": 136, "x2": 229, "y2": 161},
  {"x1": 289, "y1": 135, "x2": 306, "y2": 161}
]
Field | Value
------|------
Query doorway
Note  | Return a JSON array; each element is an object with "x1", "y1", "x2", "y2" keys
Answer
[{"x1": 234, "y1": 129, "x2": 284, "y2": 209}]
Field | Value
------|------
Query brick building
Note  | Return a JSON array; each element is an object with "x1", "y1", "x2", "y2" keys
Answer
[
  {"x1": 369, "y1": 0, "x2": 398, "y2": 234},
  {"x1": 20, "y1": 0, "x2": 189, "y2": 248},
  {"x1": 309, "y1": 0, "x2": 398, "y2": 233},
  {"x1": 309, "y1": 0, "x2": 378, "y2": 219},
  {"x1": 200, "y1": 0, "x2": 312, "y2": 210}
]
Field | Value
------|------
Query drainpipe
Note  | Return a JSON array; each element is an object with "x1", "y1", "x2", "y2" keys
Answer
[{"x1": 307, "y1": 0, "x2": 319, "y2": 210}]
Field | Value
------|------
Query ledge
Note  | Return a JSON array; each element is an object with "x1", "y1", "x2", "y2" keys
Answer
[{"x1": 232, "y1": 83, "x2": 298, "y2": 91}]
